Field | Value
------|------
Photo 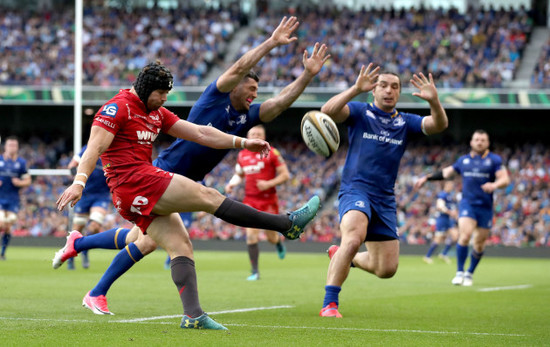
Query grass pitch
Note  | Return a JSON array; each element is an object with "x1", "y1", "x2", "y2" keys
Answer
[{"x1": 0, "y1": 246, "x2": 549, "y2": 346}]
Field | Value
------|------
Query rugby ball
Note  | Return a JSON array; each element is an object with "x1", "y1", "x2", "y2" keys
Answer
[{"x1": 300, "y1": 111, "x2": 340, "y2": 157}]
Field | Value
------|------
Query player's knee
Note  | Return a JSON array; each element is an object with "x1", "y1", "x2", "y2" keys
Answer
[
  {"x1": 376, "y1": 264, "x2": 398, "y2": 279},
  {"x1": 340, "y1": 236, "x2": 363, "y2": 253},
  {"x1": 200, "y1": 186, "x2": 225, "y2": 210},
  {"x1": 135, "y1": 236, "x2": 158, "y2": 254}
]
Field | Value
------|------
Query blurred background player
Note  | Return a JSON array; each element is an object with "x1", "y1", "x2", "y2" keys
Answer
[
  {"x1": 416, "y1": 130, "x2": 510, "y2": 286},
  {"x1": 423, "y1": 180, "x2": 458, "y2": 264},
  {"x1": 53, "y1": 17, "x2": 330, "y2": 314},
  {"x1": 320, "y1": 66, "x2": 449, "y2": 318},
  {"x1": 65, "y1": 145, "x2": 111, "y2": 270},
  {"x1": 225, "y1": 125, "x2": 290, "y2": 281},
  {"x1": 0, "y1": 136, "x2": 31, "y2": 260}
]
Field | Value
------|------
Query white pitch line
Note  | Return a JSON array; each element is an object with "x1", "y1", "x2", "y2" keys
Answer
[
  {"x1": 477, "y1": 284, "x2": 532, "y2": 292},
  {"x1": 0, "y1": 316, "x2": 527, "y2": 336},
  {"x1": 114, "y1": 305, "x2": 294, "y2": 323},
  {"x1": 224, "y1": 324, "x2": 527, "y2": 337}
]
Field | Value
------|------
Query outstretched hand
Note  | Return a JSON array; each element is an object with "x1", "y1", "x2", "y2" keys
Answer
[
  {"x1": 270, "y1": 16, "x2": 299, "y2": 46},
  {"x1": 413, "y1": 176, "x2": 428, "y2": 191},
  {"x1": 303, "y1": 42, "x2": 331, "y2": 77},
  {"x1": 244, "y1": 138, "x2": 271, "y2": 158},
  {"x1": 411, "y1": 73, "x2": 439, "y2": 103},
  {"x1": 56, "y1": 185, "x2": 84, "y2": 211},
  {"x1": 354, "y1": 63, "x2": 380, "y2": 94}
]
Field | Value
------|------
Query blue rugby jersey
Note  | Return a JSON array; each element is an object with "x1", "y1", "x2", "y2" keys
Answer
[
  {"x1": 155, "y1": 79, "x2": 261, "y2": 181},
  {"x1": 0, "y1": 155, "x2": 28, "y2": 203},
  {"x1": 452, "y1": 151, "x2": 503, "y2": 207},
  {"x1": 77, "y1": 146, "x2": 110, "y2": 196},
  {"x1": 435, "y1": 190, "x2": 455, "y2": 220},
  {"x1": 340, "y1": 102, "x2": 424, "y2": 197}
]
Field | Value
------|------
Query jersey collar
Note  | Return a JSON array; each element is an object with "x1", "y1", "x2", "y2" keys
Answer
[
  {"x1": 370, "y1": 103, "x2": 398, "y2": 118},
  {"x1": 470, "y1": 150, "x2": 490, "y2": 159}
]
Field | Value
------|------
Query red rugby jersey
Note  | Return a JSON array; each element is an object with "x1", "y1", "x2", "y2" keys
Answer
[
  {"x1": 236, "y1": 147, "x2": 285, "y2": 200},
  {"x1": 92, "y1": 89, "x2": 180, "y2": 188}
]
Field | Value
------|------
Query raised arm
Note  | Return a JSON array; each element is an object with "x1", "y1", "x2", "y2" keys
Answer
[
  {"x1": 410, "y1": 73, "x2": 448, "y2": 135},
  {"x1": 56, "y1": 126, "x2": 114, "y2": 210},
  {"x1": 321, "y1": 63, "x2": 380, "y2": 123},
  {"x1": 216, "y1": 16, "x2": 299, "y2": 93},
  {"x1": 259, "y1": 42, "x2": 331, "y2": 122}
]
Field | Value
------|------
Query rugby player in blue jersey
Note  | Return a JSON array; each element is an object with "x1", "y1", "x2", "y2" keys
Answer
[
  {"x1": 65, "y1": 145, "x2": 111, "y2": 270},
  {"x1": 320, "y1": 65, "x2": 449, "y2": 318},
  {"x1": 53, "y1": 16, "x2": 330, "y2": 315},
  {"x1": 0, "y1": 137, "x2": 31, "y2": 260},
  {"x1": 423, "y1": 181, "x2": 458, "y2": 264},
  {"x1": 416, "y1": 130, "x2": 510, "y2": 286}
]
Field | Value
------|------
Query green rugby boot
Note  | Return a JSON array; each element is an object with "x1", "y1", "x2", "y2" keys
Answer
[{"x1": 180, "y1": 313, "x2": 228, "y2": 330}]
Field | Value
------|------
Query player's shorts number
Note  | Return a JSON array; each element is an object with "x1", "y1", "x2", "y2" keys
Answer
[{"x1": 130, "y1": 196, "x2": 149, "y2": 215}]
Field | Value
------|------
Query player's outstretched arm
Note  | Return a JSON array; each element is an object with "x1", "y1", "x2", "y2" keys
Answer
[
  {"x1": 259, "y1": 42, "x2": 331, "y2": 122},
  {"x1": 321, "y1": 63, "x2": 380, "y2": 123},
  {"x1": 410, "y1": 73, "x2": 448, "y2": 135},
  {"x1": 216, "y1": 16, "x2": 300, "y2": 93},
  {"x1": 414, "y1": 165, "x2": 456, "y2": 190},
  {"x1": 56, "y1": 126, "x2": 114, "y2": 211},
  {"x1": 167, "y1": 119, "x2": 270, "y2": 157}
]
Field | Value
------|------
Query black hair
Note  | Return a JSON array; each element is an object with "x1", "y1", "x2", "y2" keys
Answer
[{"x1": 244, "y1": 70, "x2": 260, "y2": 83}]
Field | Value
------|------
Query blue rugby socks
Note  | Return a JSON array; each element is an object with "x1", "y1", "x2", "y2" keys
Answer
[
  {"x1": 467, "y1": 249, "x2": 484, "y2": 274},
  {"x1": 1, "y1": 233, "x2": 11, "y2": 257},
  {"x1": 425, "y1": 243, "x2": 438, "y2": 258},
  {"x1": 89, "y1": 242, "x2": 144, "y2": 297},
  {"x1": 323, "y1": 285, "x2": 341, "y2": 307},
  {"x1": 74, "y1": 228, "x2": 130, "y2": 252},
  {"x1": 456, "y1": 244, "x2": 469, "y2": 272}
]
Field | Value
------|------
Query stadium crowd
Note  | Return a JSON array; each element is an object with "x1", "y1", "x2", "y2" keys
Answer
[
  {"x1": 0, "y1": 4, "x2": 536, "y2": 88},
  {"x1": 532, "y1": 37, "x2": 550, "y2": 88},
  {"x1": 9, "y1": 138, "x2": 550, "y2": 248},
  {"x1": 242, "y1": 6, "x2": 532, "y2": 88},
  {"x1": 0, "y1": 4, "x2": 242, "y2": 86}
]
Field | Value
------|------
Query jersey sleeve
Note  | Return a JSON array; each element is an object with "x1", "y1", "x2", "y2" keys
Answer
[
  {"x1": 19, "y1": 158, "x2": 29, "y2": 176},
  {"x1": 403, "y1": 113, "x2": 424, "y2": 135},
  {"x1": 159, "y1": 108, "x2": 181, "y2": 133},
  {"x1": 248, "y1": 104, "x2": 261, "y2": 126},
  {"x1": 195, "y1": 79, "x2": 230, "y2": 108},
  {"x1": 93, "y1": 100, "x2": 127, "y2": 134},
  {"x1": 344, "y1": 101, "x2": 364, "y2": 126},
  {"x1": 452, "y1": 156, "x2": 463, "y2": 174},
  {"x1": 271, "y1": 147, "x2": 285, "y2": 167},
  {"x1": 493, "y1": 154, "x2": 503, "y2": 172}
]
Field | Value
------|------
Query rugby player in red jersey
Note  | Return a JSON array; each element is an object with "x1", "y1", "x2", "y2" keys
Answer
[
  {"x1": 226, "y1": 125, "x2": 290, "y2": 280},
  {"x1": 56, "y1": 61, "x2": 320, "y2": 330}
]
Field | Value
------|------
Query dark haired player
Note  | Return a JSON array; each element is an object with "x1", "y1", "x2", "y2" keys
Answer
[
  {"x1": 415, "y1": 130, "x2": 510, "y2": 286},
  {"x1": 320, "y1": 65, "x2": 449, "y2": 318}
]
